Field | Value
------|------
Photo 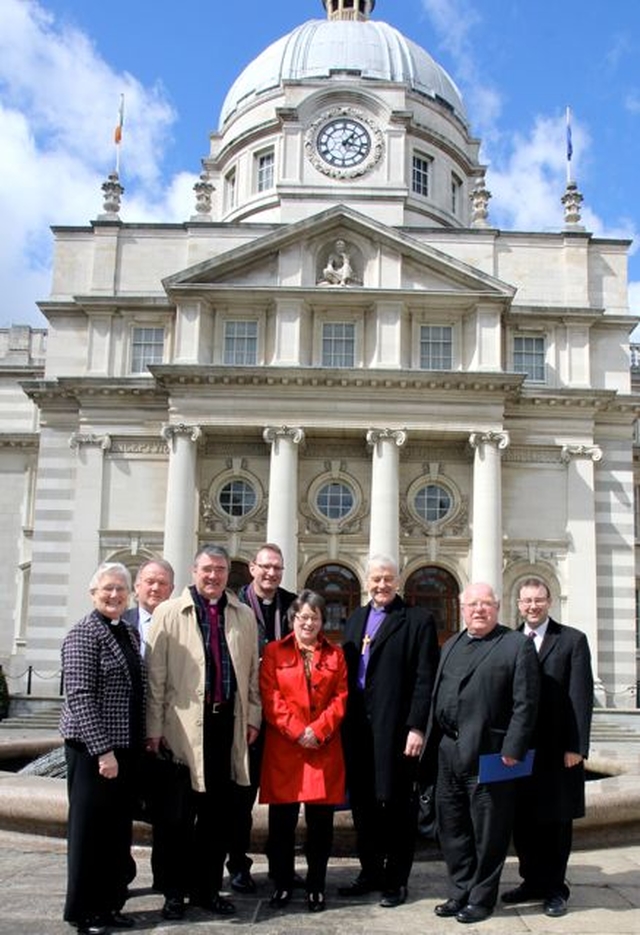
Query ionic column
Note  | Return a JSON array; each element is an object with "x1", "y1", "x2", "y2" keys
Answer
[
  {"x1": 162, "y1": 423, "x2": 202, "y2": 590},
  {"x1": 469, "y1": 430, "x2": 510, "y2": 592},
  {"x1": 67, "y1": 432, "x2": 112, "y2": 621},
  {"x1": 366, "y1": 428, "x2": 407, "y2": 563},
  {"x1": 263, "y1": 426, "x2": 305, "y2": 592},
  {"x1": 560, "y1": 444, "x2": 603, "y2": 699}
]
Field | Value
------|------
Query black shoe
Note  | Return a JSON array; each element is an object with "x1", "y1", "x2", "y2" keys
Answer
[
  {"x1": 435, "y1": 897, "x2": 467, "y2": 917},
  {"x1": 190, "y1": 894, "x2": 236, "y2": 915},
  {"x1": 102, "y1": 911, "x2": 135, "y2": 929},
  {"x1": 76, "y1": 920, "x2": 108, "y2": 935},
  {"x1": 456, "y1": 904, "x2": 493, "y2": 924},
  {"x1": 380, "y1": 885, "x2": 407, "y2": 908},
  {"x1": 337, "y1": 874, "x2": 381, "y2": 897},
  {"x1": 162, "y1": 897, "x2": 186, "y2": 920},
  {"x1": 269, "y1": 888, "x2": 292, "y2": 909},
  {"x1": 307, "y1": 891, "x2": 326, "y2": 912},
  {"x1": 502, "y1": 883, "x2": 541, "y2": 904},
  {"x1": 230, "y1": 869, "x2": 257, "y2": 894},
  {"x1": 544, "y1": 895, "x2": 568, "y2": 917}
]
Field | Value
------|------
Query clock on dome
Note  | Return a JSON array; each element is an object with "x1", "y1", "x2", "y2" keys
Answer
[{"x1": 305, "y1": 108, "x2": 383, "y2": 179}]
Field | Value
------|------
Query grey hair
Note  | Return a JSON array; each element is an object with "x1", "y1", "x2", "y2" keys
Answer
[
  {"x1": 367, "y1": 554, "x2": 398, "y2": 576},
  {"x1": 89, "y1": 562, "x2": 132, "y2": 592},
  {"x1": 194, "y1": 544, "x2": 230, "y2": 568},
  {"x1": 134, "y1": 558, "x2": 175, "y2": 585}
]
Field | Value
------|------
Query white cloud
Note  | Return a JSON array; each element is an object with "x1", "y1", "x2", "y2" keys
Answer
[{"x1": 0, "y1": 0, "x2": 196, "y2": 327}]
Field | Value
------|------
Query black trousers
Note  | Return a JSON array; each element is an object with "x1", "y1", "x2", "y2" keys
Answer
[
  {"x1": 436, "y1": 735, "x2": 516, "y2": 909},
  {"x1": 64, "y1": 741, "x2": 137, "y2": 924},
  {"x1": 513, "y1": 810, "x2": 573, "y2": 899},
  {"x1": 268, "y1": 802, "x2": 335, "y2": 893},
  {"x1": 347, "y1": 720, "x2": 418, "y2": 890},
  {"x1": 227, "y1": 724, "x2": 264, "y2": 874},
  {"x1": 161, "y1": 704, "x2": 234, "y2": 901}
]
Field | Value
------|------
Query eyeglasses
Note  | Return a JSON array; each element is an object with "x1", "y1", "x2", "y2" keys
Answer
[
  {"x1": 295, "y1": 613, "x2": 320, "y2": 624},
  {"x1": 254, "y1": 563, "x2": 284, "y2": 573},
  {"x1": 462, "y1": 601, "x2": 497, "y2": 609}
]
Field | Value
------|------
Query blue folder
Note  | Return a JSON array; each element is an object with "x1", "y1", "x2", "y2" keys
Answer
[{"x1": 478, "y1": 749, "x2": 535, "y2": 783}]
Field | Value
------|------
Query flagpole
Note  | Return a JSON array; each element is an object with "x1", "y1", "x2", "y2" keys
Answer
[{"x1": 565, "y1": 105, "x2": 572, "y2": 185}]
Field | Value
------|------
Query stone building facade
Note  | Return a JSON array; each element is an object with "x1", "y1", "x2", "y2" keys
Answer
[{"x1": 1, "y1": 0, "x2": 638, "y2": 706}]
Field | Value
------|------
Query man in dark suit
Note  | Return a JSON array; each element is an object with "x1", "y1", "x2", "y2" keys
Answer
[
  {"x1": 229, "y1": 542, "x2": 297, "y2": 893},
  {"x1": 123, "y1": 558, "x2": 174, "y2": 892},
  {"x1": 430, "y1": 582, "x2": 540, "y2": 925},
  {"x1": 339, "y1": 554, "x2": 439, "y2": 908},
  {"x1": 502, "y1": 577, "x2": 593, "y2": 918}
]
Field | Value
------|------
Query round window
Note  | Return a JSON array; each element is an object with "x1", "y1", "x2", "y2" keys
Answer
[
  {"x1": 219, "y1": 480, "x2": 257, "y2": 517},
  {"x1": 316, "y1": 482, "x2": 354, "y2": 519},
  {"x1": 414, "y1": 484, "x2": 452, "y2": 522}
]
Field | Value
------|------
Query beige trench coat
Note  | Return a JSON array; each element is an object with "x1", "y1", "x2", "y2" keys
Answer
[{"x1": 145, "y1": 587, "x2": 261, "y2": 792}]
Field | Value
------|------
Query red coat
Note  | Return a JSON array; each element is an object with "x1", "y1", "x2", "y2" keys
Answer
[{"x1": 259, "y1": 632, "x2": 347, "y2": 805}]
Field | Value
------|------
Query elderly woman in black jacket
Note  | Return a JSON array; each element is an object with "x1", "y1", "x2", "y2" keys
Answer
[{"x1": 60, "y1": 561, "x2": 144, "y2": 935}]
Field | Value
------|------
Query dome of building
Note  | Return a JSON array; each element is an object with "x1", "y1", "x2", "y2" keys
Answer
[{"x1": 219, "y1": 18, "x2": 467, "y2": 128}]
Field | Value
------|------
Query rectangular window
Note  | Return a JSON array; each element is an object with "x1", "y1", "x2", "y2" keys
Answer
[
  {"x1": 322, "y1": 322, "x2": 355, "y2": 368},
  {"x1": 420, "y1": 325, "x2": 452, "y2": 370},
  {"x1": 223, "y1": 320, "x2": 257, "y2": 365},
  {"x1": 130, "y1": 326, "x2": 164, "y2": 373},
  {"x1": 451, "y1": 173, "x2": 463, "y2": 215},
  {"x1": 256, "y1": 150, "x2": 274, "y2": 192},
  {"x1": 513, "y1": 335, "x2": 546, "y2": 382},
  {"x1": 225, "y1": 169, "x2": 237, "y2": 211},
  {"x1": 412, "y1": 153, "x2": 432, "y2": 197}
]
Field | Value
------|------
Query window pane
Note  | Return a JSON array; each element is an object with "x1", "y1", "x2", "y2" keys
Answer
[
  {"x1": 316, "y1": 482, "x2": 354, "y2": 519},
  {"x1": 451, "y1": 173, "x2": 462, "y2": 214},
  {"x1": 224, "y1": 320, "x2": 257, "y2": 365},
  {"x1": 513, "y1": 335, "x2": 545, "y2": 381},
  {"x1": 131, "y1": 326, "x2": 164, "y2": 373},
  {"x1": 412, "y1": 154, "x2": 431, "y2": 196},
  {"x1": 257, "y1": 151, "x2": 274, "y2": 192},
  {"x1": 414, "y1": 484, "x2": 452, "y2": 522},
  {"x1": 219, "y1": 480, "x2": 256, "y2": 516},
  {"x1": 420, "y1": 325, "x2": 452, "y2": 370},
  {"x1": 322, "y1": 322, "x2": 355, "y2": 368},
  {"x1": 225, "y1": 170, "x2": 236, "y2": 210}
]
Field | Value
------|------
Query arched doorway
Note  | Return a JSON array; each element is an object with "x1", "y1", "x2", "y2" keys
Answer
[
  {"x1": 229, "y1": 559, "x2": 251, "y2": 592},
  {"x1": 305, "y1": 563, "x2": 361, "y2": 642},
  {"x1": 404, "y1": 566, "x2": 460, "y2": 645}
]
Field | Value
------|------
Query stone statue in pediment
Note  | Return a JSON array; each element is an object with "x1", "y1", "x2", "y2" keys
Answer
[{"x1": 318, "y1": 239, "x2": 362, "y2": 286}]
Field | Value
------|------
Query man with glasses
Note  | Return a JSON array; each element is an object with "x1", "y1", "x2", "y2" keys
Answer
[
  {"x1": 429, "y1": 582, "x2": 539, "y2": 924},
  {"x1": 145, "y1": 545, "x2": 261, "y2": 922},
  {"x1": 340, "y1": 554, "x2": 439, "y2": 908},
  {"x1": 501, "y1": 577, "x2": 593, "y2": 918},
  {"x1": 228, "y1": 544, "x2": 297, "y2": 893}
]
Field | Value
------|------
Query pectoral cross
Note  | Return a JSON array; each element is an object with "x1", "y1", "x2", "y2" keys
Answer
[{"x1": 361, "y1": 635, "x2": 372, "y2": 655}]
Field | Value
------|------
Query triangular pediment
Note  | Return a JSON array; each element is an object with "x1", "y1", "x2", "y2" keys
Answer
[{"x1": 163, "y1": 205, "x2": 515, "y2": 300}]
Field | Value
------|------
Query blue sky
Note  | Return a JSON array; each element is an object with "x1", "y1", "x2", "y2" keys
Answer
[{"x1": 1, "y1": 0, "x2": 639, "y2": 332}]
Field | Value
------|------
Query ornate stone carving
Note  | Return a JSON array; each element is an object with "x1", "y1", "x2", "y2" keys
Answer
[
  {"x1": 263, "y1": 426, "x2": 305, "y2": 446},
  {"x1": 161, "y1": 423, "x2": 202, "y2": 445},
  {"x1": 560, "y1": 444, "x2": 603, "y2": 463},
  {"x1": 470, "y1": 175, "x2": 492, "y2": 228},
  {"x1": 200, "y1": 489, "x2": 267, "y2": 534},
  {"x1": 305, "y1": 106, "x2": 383, "y2": 179},
  {"x1": 192, "y1": 171, "x2": 214, "y2": 218},
  {"x1": 561, "y1": 181, "x2": 584, "y2": 229},
  {"x1": 317, "y1": 240, "x2": 362, "y2": 286},
  {"x1": 468, "y1": 430, "x2": 510, "y2": 451},
  {"x1": 100, "y1": 172, "x2": 124, "y2": 217},
  {"x1": 366, "y1": 428, "x2": 408, "y2": 451},
  {"x1": 108, "y1": 439, "x2": 169, "y2": 455},
  {"x1": 69, "y1": 432, "x2": 112, "y2": 451}
]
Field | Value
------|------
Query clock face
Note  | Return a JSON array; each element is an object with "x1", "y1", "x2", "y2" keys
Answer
[{"x1": 316, "y1": 118, "x2": 372, "y2": 168}]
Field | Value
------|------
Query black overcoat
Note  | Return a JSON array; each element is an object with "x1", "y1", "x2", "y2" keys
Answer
[
  {"x1": 342, "y1": 595, "x2": 439, "y2": 802},
  {"x1": 518, "y1": 617, "x2": 593, "y2": 820}
]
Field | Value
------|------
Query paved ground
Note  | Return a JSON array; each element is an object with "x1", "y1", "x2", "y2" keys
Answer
[{"x1": 0, "y1": 828, "x2": 639, "y2": 935}]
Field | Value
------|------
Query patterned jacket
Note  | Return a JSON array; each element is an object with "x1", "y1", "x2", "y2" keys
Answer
[{"x1": 60, "y1": 609, "x2": 143, "y2": 757}]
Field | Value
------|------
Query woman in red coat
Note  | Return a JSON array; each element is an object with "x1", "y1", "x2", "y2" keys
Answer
[{"x1": 260, "y1": 589, "x2": 347, "y2": 913}]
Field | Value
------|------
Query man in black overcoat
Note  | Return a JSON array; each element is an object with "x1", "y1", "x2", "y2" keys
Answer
[
  {"x1": 339, "y1": 554, "x2": 439, "y2": 908},
  {"x1": 502, "y1": 577, "x2": 593, "y2": 918},
  {"x1": 429, "y1": 582, "x2": 540, "y2": 925}
]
